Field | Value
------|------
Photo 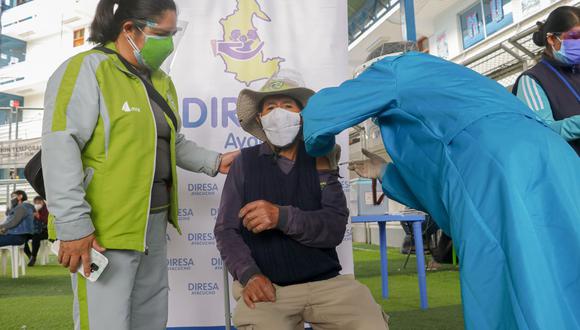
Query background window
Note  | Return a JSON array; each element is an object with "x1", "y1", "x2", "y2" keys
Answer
[
  {"x1": 0, "y1": 35, "x2": 26, "y2": 69},
  {"x1": 483, "y1": 0, "x2": 513, "y2": 36},
  {"x1": 73, "y1": 28, "x2": 85, "y2": 47},
  {"x1": 460, "y1": 3, "x2": 485, "y2": 49},
  {"x1": 521, "y1": 0, "x2": 541, "y2": 15}
]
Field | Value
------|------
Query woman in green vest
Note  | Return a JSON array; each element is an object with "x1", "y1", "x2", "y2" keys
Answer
[{"x1": 41, "y1": 0, "x2": 237, "y2": 328}]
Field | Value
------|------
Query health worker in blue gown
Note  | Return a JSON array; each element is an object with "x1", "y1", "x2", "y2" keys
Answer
[{"x1": 302, "y1": 42, "x2": 580, "y2": 330}]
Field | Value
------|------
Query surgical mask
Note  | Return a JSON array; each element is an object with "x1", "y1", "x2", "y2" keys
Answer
[
  {"x1": 34, "y1": 204, "x2": 42, "y2": 211},
  {"x1": 260, "y1": 108, "x2": 302, "y2": 148},
  {"x1": 126, "y1": 27, "x2": 174, "y2": 71},
  {"x1": 554, "y1": 38, "x2": 580, "y2": 65},
  {"x1": 10, "y1": 198, "x2": 18, "y2": 208}
]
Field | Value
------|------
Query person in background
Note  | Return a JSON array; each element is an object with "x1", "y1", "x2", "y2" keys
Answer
[
  {"x1": 0, "y1": 191, "x2": 36, "y2": 247},
  {"x1": 23, "y1": 196, "x2": 49, "y2": 266},
  {"x1": 514, "y1": 6, "x2": 580, "y2": 155},
  {"x1": 215, "y1": 73, "x2": 389, "y2": 330},
  {"x1": 41, "y1": 0, "x2": 237, "y2": 329}
]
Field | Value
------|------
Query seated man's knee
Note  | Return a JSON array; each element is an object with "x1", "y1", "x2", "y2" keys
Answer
[{"x1": 234, "y1": 301, "x2": 301, "y2": 330}]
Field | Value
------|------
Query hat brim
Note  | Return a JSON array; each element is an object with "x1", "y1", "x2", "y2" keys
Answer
[{"x1": 237, "y1": 87, "x2": 315, "y2": 142}]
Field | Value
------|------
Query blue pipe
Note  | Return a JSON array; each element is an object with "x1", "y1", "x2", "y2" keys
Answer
[{"x1": 403, "y1": 0, "x2": 417, "y2": 41}]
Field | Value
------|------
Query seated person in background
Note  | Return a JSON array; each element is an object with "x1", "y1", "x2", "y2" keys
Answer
[
  {"x1": 23, "y1": 196, "x2": 49, "y2": 266},
  {"x1": 214, "y1": 73, "x2": 389, "y2": 330},
  {"x1": 0, "y1": 190, "x2": 36, "y2": 247}
]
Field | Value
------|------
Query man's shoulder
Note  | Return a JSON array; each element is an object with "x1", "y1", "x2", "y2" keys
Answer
[
  {"x1": 237, "y1": 144, "x2": 264, "y2": 166},
  {"x1": 240, "y1": 144, "x2": 264, "y2": 156},
  {"x1": 315, "y1": 144, "x2": 341, "y2": 171}
]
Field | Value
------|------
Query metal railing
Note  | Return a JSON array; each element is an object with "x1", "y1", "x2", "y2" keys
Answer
[
  {"x1": 459, "y1": 24, "x2": 544, "y2": 86},
  {"x1": 457, "y1": 2, "x2": 580, "y2": 87},
  {"x1": 348, "y1": 0, "x2": 400, "y2": 44},
  {"x1": 0, "y1": 107, "x2": 44, "y2": 141},
  {"x1": 0, "y1": 107, "x2": 43, "y2": 212}
]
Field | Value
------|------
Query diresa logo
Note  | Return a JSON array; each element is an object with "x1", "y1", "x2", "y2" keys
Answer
[
  {"x1": 178, "y1": 208, "x2": 194, "y2": 222},
  {"x1": 187, "y1": 232, "x2": 215, "y2": 246},
  {"x1": 211, "y1": 257, "x2": 224, "y2": 271},
  {"x1": 211, "y1": 0, "x2": 284, "y2": 86},
  {"x1": 167, "y1": 257, "x2": 195, "y2": 271},
  {"x1": 188, "y1": 282, "x2": 219, "y2": 296},
  {"x1": 121, "y1": 101, "x2": 141, "y2": 113},
  {"x1": 188, "y1": 183, "x2": 219, "y2": 196}
]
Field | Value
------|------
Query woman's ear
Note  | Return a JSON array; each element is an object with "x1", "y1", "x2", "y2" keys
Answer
[
  {"x1": 122, "y1": 20, "x2": 136, "y2": 36},
  {"x1": 547, "y1": 34, "x2": 561, "y2": 52}
]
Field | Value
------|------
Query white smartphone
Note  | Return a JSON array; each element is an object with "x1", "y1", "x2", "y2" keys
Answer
[{"x1": 50, "y1": 240, "x2": 109, "y2": 282}]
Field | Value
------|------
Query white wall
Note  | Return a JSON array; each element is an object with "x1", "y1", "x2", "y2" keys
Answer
[
  {"x1": 0, "y1": 0, "x2": 98, "y2": 143},
  {"x1": 24, "y1": 93, "x2": 44, "y2": 108},
  {"x1": 0, "y1": 0, "x2": 95, "y2": 97},
  {"x1": 26, "y1": 25, "x2": 94, "y2": 72},
  {"x1": 428, "y1": 0, "x2": 573, "y2": 59}
]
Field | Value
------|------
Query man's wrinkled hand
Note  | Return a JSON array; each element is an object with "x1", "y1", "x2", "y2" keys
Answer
[
  {"x1": 242, "y1": 274, "x2": 276, "y2": 308},
  {"x1": 239, "y1": 200, "x2": 279, "y2": 234},
  {"x1": 59, "y1": 234, "x2": 106, "y2": 277}
]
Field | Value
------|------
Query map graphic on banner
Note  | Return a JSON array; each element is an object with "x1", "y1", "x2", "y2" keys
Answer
[
  {"x1": 212, "y1": 0, "x2": 285, "y2": 86},
  {"x1": 168, "y1": 1, "x2": 349, "y2": 328}
]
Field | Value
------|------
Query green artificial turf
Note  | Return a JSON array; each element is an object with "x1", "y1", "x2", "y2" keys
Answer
[
  {"x1": 0, "y1": 245, "x2": 464, "y2": 329},
  {"x1": 353, "y1": 243, "x2": 464, "y2": 329}
]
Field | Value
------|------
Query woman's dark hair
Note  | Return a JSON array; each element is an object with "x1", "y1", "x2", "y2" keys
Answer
[
  {"x1": 33, "y1": 196, "x2": 44, "y2": 203},
  {"x1": 89, "y1": 0, "x2": 177, "y2": 44},
  {"x1": 13, "y1": 190, "x2": 27, "y2": 201},
  {"x1": 533, "y1": 6, "x2": 580, "y2": 47}
]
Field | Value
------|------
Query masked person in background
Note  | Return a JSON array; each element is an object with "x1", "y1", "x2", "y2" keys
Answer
[
  {"x1": 23, "y1": 196, "x2": 50, "y2": 266},
  {"x1": 0, "y1": 191, "x2": 36, "y2": 247},
  {"x1": 301, "y1": 42, "x2": 580, "y2": 329},
  {"x1": 41, "y1": 0, "x2": 237, "y2": 329},
  {"x1": 214, "y1": 72, "x2": 389, "y2": 330},
  {"x1": 514, "y1": 6, "x2": 580, "y2": 155}
]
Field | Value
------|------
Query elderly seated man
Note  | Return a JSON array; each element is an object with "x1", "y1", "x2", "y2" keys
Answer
[{"x1": 214, "y1": 73, "x2": 389, "y2": 330}]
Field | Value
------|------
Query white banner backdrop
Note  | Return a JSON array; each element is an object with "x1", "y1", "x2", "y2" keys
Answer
[{"x1": 167, "y1": 1, "x2": 350, "y2": 328}]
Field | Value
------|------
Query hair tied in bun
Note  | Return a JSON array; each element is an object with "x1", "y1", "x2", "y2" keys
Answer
[{"x1": 532, "y1": 21, "x2": 546, "y2": 47}]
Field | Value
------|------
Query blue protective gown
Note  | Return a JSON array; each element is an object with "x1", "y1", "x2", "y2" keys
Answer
[{"x1": 302, "y1": 52, "x2": 580, "y2": 330}]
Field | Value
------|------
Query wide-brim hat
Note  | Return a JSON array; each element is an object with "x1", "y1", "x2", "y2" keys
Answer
[{"x1": 237, "y1": 71, "x2": 315, "y2": 142}]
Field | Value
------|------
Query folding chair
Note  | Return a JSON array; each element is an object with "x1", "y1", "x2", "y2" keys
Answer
[
  {"x1": 0, "y1": 245, "x2": 26, "y2": 278},
  {"x1": 38, "y1": 240, "x2": 52, "y2": 265}
]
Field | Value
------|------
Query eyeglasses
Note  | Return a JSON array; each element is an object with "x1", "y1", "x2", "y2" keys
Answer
[
  {"x1": 134, "y1": 19, "x2": 182, "y2": 37},
  {"x1": 548, "y1": 31, "x2": 580, "y2": 40}
]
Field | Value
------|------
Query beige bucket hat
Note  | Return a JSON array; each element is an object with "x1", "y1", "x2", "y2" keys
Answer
[{"x1": 237, "y1": 70, "x2": 315, "y2": 142}]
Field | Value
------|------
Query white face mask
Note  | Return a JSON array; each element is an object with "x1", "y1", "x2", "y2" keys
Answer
[
  {"x1": 260, "y1": 108, "x2": 302, "y2": 148},
  {"x1": 34, "y1": 204, "x2": 42, "y2": 211}
]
